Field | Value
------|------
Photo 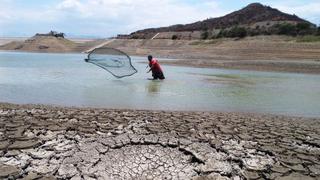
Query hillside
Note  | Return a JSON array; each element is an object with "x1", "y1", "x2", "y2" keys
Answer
[
  {"x1": 0, "y1": 35, "x2": 77, "y2": 53},
  {"x1": 0, "y1": 33, "x2": 105, "y2": 53},
  {"x1": 120, "y1": 3, "x2": 315, "y2": 39}
]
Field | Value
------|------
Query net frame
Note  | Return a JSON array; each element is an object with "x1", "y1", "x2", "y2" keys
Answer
[{"x1": 85, "y1": 47, "x2": 138, "y2": 78}]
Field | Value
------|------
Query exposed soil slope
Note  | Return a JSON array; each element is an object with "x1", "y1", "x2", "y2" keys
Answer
[
  {"x1": 104, "y1": 36, "x2": 320, "y2": 74},
  {"x1": 0, "y1": 36, "x2": 77, "y2": 53},
  {"x1": 0, "y1": 36, "x2": 105, "y2": 53}
]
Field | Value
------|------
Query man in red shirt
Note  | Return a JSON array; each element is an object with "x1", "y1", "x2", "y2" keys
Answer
[{"x1": 147, "y1": 55, "x2": 165, "y2": 80}]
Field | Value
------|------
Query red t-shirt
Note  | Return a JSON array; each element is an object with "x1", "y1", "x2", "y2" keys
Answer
[{"x1": 149, "y1": 58, "x2": 163, "y2": 72}]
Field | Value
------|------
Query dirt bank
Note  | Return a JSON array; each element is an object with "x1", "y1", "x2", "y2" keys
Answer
[
  {"x1": 0, "y1": 37, "x2": 105, "y2": 53},
  {"x1": 1, "y1": 35, "x2": 320, "y2": 74},
  {"x1": 0, "y1": 103, "x2": 319, "y2": 179},
  {"x1": 104, "y1": 36, "x2": 320, "y2": 74}
]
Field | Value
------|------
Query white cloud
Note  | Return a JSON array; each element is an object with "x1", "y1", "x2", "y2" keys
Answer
[
  {"x1": 53, "y1": 0, "x2": 226, "y2": 35},
  {"x1": 272, "y1": 1, "x2": 320, "y2": 25},
  {"x1": 1, "y1": 0, "x2": 319, "y2": 37}
]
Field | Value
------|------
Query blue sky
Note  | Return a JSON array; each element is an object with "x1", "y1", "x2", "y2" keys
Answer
[{"x1": 0, "y1": 0, "x2": 319, "y2": 38}]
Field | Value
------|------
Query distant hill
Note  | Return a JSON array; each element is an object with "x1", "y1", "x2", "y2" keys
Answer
[
  {"x1": 0, "y1": 32, "x2": 77, "y2": 52},
  {"x1": 0, "y1": 31, "x2": 112, "y2": 53},
  {"x1": 119, "y1": 3, "x2": 315, "y2": 40}
]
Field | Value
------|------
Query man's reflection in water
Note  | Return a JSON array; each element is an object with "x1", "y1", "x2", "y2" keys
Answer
[{"x1": 146, "y1": 81, "x2": 162, "y2": 94}]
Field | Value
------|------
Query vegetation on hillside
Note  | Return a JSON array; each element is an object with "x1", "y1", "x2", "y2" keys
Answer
[
  {"x1": 297, "y1": 35, "x2": 320, "y2": 42},
  {"x1": 198, "y1": 22, "x2": 319, "y2": 40},
  {"x1": 126, "y1": 3, "x2": 316, "y2": 40}
]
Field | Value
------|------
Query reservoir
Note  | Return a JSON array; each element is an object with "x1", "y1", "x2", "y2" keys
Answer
[{"x1": 0, "y1": 51, "x2": 320, "y2": 117}]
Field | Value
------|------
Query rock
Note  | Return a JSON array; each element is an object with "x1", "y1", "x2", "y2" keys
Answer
[
  {"x1": 0, "y1": 164, "x2": 21, "y2": 178},
  {"x1": 0, "y1": 157, "x2": 21, "y2": 167},
  {"x1": 144, "y1": 134, "x2": 159, "y2": 144},
  {"x1": 192, "y1": 173, "x2": 231, "y2": 180},
  {"x1": 63, "y1": 156, "x2": 82, "y2": 165},
  {"x1": 58, "y1": 164, "x2": 78, "y2": 178},
  {"x1": 5, "y1": 150, "x2": 21, "y2": 157},
  {"x1": 27, "y1": 160, "x2": 58, "y2": 174},
  {"x1": 275, "y1": 172, "x2": 315, "y2": 180},
  {"x1": 0, "y1": 140, "x2": 10, "y2": 150},
  {"x1": 279, "y1": 156, "x2": 302, "y2": 165},
  {"x1": 243, "y1": 171, "x2": 261, "y2": 179},
  {"x1": 270, "y1": 173, "x2": 282, "y2": 179},
  {"x1": 96, "y1": 144, "x2": 109, "y2": 154},
  {"x1": 198, "y1": 158, "x2": 232, "y2": 174},
  {"x1": 243, "y1": 155, "x2": 274, "y2": 171},
  {"x1": 83, "y1": 175, "x2": 96, "y2": 180},
  {"x1": 287, "y1": 164, "x2": 307, "y2": 172},
  {"x1": 308, "y1": 164, "x2": 320, "y2": 175},
  {"x1": 296, "y1": 153, "x2": 319, "y2": 164},
  {"x1": 70, "y1": 175, "x2": 82, "y2": 180},
  {"x1": 8, "y1": 140, "x2": 40, "y2": 150},
  {"x1": 39, "y1": 175, "x2": 56, "y2": 180},
  {"x1": 28, "y1": 149, "x2": 54, "y2": 159},
  {"x1": 271, "y1": 164, "x2": 290, "y2": 174},
  {"x1": 19, "y1": 172, "x2": 41, "y2": 180}
]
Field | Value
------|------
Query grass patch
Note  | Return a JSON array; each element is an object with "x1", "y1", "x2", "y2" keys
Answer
[
  {"x1": 189, "y1": 40, "x2": 220, "y2": 46},
  {"x1": 189, "y1": 41, "x2": 202, "y2": 45},
  {"x1": 297, "y1": 35, "x2": 320, "y2": 43},
  {"x1": 211, "y1": 74, "x2": 242, "y2": 79}
]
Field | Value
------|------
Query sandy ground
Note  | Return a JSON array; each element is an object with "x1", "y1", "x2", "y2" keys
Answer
[
  {"x1": 0, "y1": 37, "x2": 105, "y2": 53},
  {"x1": 0, "y1": 37, "x2": 100, "y2": 46},
  {"x1": 161, "y1": 59, "x2": 320, "y2": 74},
  {"x1": 103, "y1": 36, "x2": 320, "y2": 74},
  {"x1": 0, "y1": 38, "x2": 27, "y2": 46},
  {"x1": 0, "y1": 103, "x2": 319, "y2": 179},
  {"x1": 1, "y1": 35, "x2": 320, "y2": 73}
]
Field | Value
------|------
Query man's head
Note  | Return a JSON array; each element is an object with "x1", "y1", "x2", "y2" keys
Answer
[{"x1": 148, "y1": 55, "x2": 153, "y2": 61}]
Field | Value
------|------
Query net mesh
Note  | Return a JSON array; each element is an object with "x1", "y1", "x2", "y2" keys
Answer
[{"x1": 86, "y1": 47, "x2": 138, "y2": 78}]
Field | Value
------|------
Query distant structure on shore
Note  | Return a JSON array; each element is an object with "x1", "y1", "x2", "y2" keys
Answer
[
  {"x1": 35, "y1": 31, "x2": 65, "y2": 38},
  {"x1": 118, "y1": 3, "x2": 317, "y2": 40}
]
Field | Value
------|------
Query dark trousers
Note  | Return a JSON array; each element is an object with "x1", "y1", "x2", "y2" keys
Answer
[{"x1": 152, "y1": 71, "x2": 165, "y2": 80}]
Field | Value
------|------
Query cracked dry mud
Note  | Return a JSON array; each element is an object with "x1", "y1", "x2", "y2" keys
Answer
[{"x1": 0, "y1": 103, "x2": 319, "y2": 180}]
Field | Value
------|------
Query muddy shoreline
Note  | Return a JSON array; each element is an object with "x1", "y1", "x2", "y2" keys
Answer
[
  {"x1": 160, "y1": 59, "x2": 320, "y2": 74},
  {"x1": 0, "y1": 103, "x2": 319, "y2": 179},
  {"x1": 1, "y1": 36, "x2": 320, "y2": 74}
]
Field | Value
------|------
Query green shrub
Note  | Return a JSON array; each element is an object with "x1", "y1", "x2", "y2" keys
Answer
[
  {"x1": 296, "y1": 22, "x2": 316, "y2": 35},
  {"x1": 171, "y1": 35, "x2": 178, "y2": 40},
  {"x1": 297, "y1": 22, "x2": 311, "y2": 31},
  {"x1": 201, "y1": 31, "x2": 209, "y2": 40},
  {"x1": 297, "y1": 35, "x2": 320, "y2": 42},
  {"x1": 276, "y1": 23, "x2": 297, "y2": 36},
  {"x1": 227, "y1": 27, "x2": 247, "y2": 38},
  {"x1": 216, "y1": 29, "x2": 226, "y2": 38}
]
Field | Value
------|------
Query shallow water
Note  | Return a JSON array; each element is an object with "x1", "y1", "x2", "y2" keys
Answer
[{"x1": 0, "y1": 51, "x2": 320, "y2": 117}]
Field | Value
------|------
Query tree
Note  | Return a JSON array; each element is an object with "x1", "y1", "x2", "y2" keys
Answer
[
  {"x1": 297, "y1": 22, "x2": 310, "y2": 31},
  {"x1": 227, "y1": 26, "x2": 247, "y2": 38},
  {"x1": 171, "y1": 35, "x2": 178, "y2": 40},
  {"x1": 201, "y1": 30, "x2": 209, "y2": 40},
  {"x1": 296, "y1": 22, "x2": 313, "y2": 35},
  {"x1": 276, "y1": 23, "x2": 297, "y2": 36},
  {"x1": 215, "y1": 29, "x2": 226, "y2": 38}
]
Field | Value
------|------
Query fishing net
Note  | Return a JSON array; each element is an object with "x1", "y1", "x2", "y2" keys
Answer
[{"x1": 85, "y1": 47, "x2": 138, "y2": 78}]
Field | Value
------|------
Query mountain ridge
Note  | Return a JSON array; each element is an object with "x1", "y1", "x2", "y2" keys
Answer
[{"x1": 119, "y1": 3, "x2": 315, "y2": 39}]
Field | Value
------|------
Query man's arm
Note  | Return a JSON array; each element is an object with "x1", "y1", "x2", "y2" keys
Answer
[{"x1": 147, "y1": 64, "x2": 154, "y2": 73}]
